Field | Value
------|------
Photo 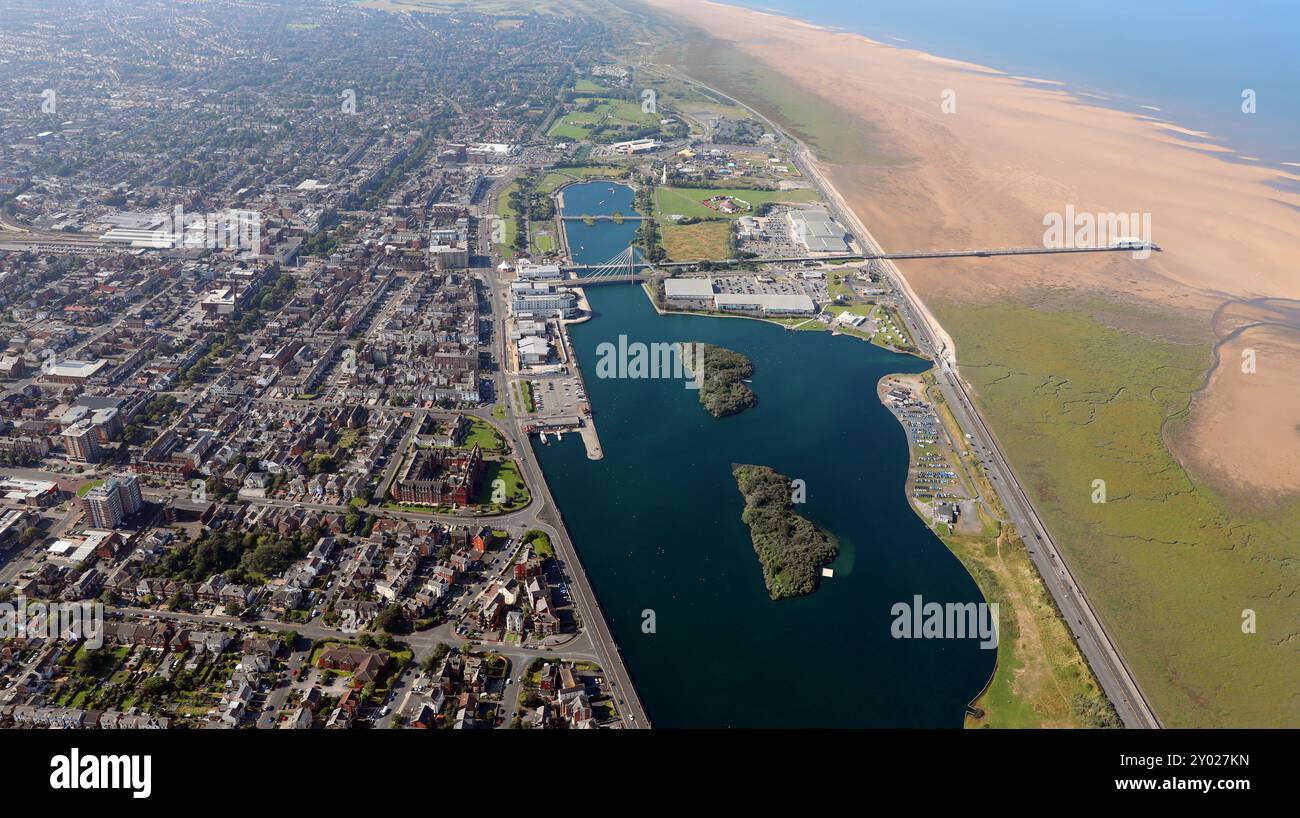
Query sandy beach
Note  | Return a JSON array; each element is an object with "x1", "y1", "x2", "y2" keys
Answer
[{"x1": 646, "y1": 0, "x2": 1300, "y2": 495}]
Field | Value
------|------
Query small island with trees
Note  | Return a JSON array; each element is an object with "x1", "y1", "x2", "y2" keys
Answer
[
  {"x1": 677, "y1": 342, "x2": 756, "y2": 417},
  {"x1": 731, "y1": 464, "x2": 838, "y2": 600}
]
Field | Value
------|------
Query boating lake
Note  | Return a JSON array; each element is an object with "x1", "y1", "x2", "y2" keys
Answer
[{"x1": 529, "y1": 181, "x2": 994, "y2": 727}]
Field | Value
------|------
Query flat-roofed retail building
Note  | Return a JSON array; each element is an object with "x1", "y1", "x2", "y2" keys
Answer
[
  {"x1": 713, "y1": 293, "x2": 815, "y2": 315},
  {"x1": 664, "y1": 277, "x2": 715, "y2": 308},
  {"x1": 788, "y1": 208, "x2": 852, "y2": 254}
]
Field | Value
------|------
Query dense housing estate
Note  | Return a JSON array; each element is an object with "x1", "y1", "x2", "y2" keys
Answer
[{"x1": 0, "y1": 0, "x2": 637, "y2": 732}]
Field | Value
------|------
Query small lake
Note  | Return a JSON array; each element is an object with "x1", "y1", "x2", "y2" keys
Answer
[{"x1": 537, "y1": 181, "x2": 993, "y2": 727}]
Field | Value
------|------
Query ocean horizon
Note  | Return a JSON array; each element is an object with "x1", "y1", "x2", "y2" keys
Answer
[{"x1": 730, "y1": 0, "x2": 1300, "y2": 168}]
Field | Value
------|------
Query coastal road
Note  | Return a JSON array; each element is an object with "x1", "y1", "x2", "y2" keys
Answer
[
  {"x1": 660, "y1": 65, "x2": 1161, "y2": 728},
  {"x1": 475, "y1": 184, "x2": 652, "y2": 728}
]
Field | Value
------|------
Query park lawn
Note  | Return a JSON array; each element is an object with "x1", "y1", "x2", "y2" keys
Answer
[
  {"x1": 530, "y1": 223, "x2": 556, "y2": 254},
  {"x1": 764, "y1": 316, "x2": 825, "y2": 332},
  {"x1": 827, "y1": 272, "x2": 858, "y2": 302},
  {"x1": 660, "y1": 220, "x2": 732, "y2": 260},
  {"x1": 537, "y1": 172, "x2": 575, "y2": 196},
  {"x1": 495, "y1": 181, "x2": 520, "y2": 252},
  {"x1": 574, "y1": 79, "x2": 610, "y2": 93},
  {"x1": 465, "y1": 417, "x2": 508, "y2": 454},
  {"x1": 548, "y1": 116, "x2": 598, "y2": 141},
  {"x1": 653, "y1": 186, "x2": 820, "y2": 220},
  {"x1": 548, "y1": 97, "x2": 659, "y2": 141},
  {"x1": 573, "y1": 97, "x2": 659, "y2": 128},
  {"x1": 831, "y1": 302, "x2": 876, "y2": 318},
  {"x1": 476, "y1": 459, "x2": 531, "y2": 511},
  {"x1": 607, "y1": 99, "x2": 660, "y2": 126},
  {"x1": 524, "y1": 530, "x2": 554, "y2": 559},
  {"x1": 793, "y1": 318, "x2": 832, "y2": 332},
  {"x1": 76, "y1": 479, "x2": 104, "y2": 498},
  {"x1": 538, "y1": 165, "x2": 626, "y2": 196},
  {"x1": 547, "y1": 99, "x2": 620, "y2": 140}
]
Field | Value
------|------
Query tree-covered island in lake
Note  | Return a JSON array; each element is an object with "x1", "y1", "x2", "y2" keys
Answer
[
  {"x1": 677, "y1": 341, "x2": 756, "y2": 417},
  {"x1": 731, "y1": 464, "x2": 838, "y2": 600}
]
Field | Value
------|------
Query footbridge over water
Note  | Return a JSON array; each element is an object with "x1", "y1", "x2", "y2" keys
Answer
[{"x1": 565, "y1": 245, "x2": 660, "y2": 285}]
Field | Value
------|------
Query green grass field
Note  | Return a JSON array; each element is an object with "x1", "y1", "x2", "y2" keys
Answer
[
  {"x1": 495, "y1": 181, "x2": 520, "y2": 253},
  {"x1": 465, "y1": 417, "x2": 508, "y2": 454},
  {"x1": 660, "y1": 220, "x2": 731, "y2": 260},
  {"x1": 529, "y1": 223, "x2": 556, "y2": 255},
  {"x1": 938, "y1": 294, "x2": 1300, "y2": 727},
  {"x1": 515, "y1": 380, "x2": 535, "y2": 414},
  {"x1": 827, "y1": 271, "x2": 857, "y2": 302},
  {"x1": 477, "y1": 459, "x2": 531, "y2": 511},
  {"x1": 538, "y1": 165, "x2": 626, "y2": 197},
  {"x1": 654, "y1": 186, "x2": 819, "y2": 220},
  {"x1": 547, "y1": 97, "x2": 659, "y2": 141},
  {"x1": 548, "y1": 117, "x2": 600, "y2": 142}
]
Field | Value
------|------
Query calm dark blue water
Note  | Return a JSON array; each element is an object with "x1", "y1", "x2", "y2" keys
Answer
[
  {"x1": 559, "y1": 180, "x2": 640, "y2": 271},
  {"x1": 536, "y1": 183, "x2": 994, "y2": 727},
  {"x1": 731, "y1": 0, "x2": 1300, "y2": 166}
]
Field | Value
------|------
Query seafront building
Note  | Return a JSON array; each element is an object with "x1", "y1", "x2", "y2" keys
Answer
[
  {"x1": 515, "y1": 262, "x2": 565, "y2": 281},
  {"x1": 510, "y1": 281, "x2": 579, "y2": 318}
]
